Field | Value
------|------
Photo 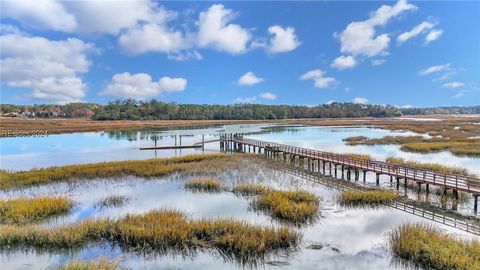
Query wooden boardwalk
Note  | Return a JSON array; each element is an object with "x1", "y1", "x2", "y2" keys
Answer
[{"x1": 220, "y1": 134, "x2": 480, "y2": 211}]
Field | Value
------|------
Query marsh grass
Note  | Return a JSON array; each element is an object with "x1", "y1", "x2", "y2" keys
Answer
[
  {"x1": 253, "y1": 190, "x2": 319, "y2": 225},
  {"x1": 0, "y1": 209, "x2": 300, "y2": 264},
  {"x1": 96, "y1": 195, "x2": 129, "y2": 209},
  {"x1": 339, "y1": 190, "x2": 401, "y2": 206},
  {"x1": 344, "y1": 135, "x2": 424, "y2": 146},
  {"x1": 343, "y1": 153, "x2": 372, "y2": 160},
  {"x1": 232, "y1": 183, "x2": 271, "y2": 196},
  {"x1": 386, "y1": 157, "x2": 472, "y2": 176},
  {"x1": 0, "y1": 154, "x2": 227, "y2": 189},
  {"x1": 0, "y1": 196, "x2": 73, "y2": 225},
  {"x1": 185, "y1": 178, "x2": 222, "y2": 192},
  {"x1": 59, "y1": 258, "x2": 118, "y2": 270},
  {"x1": 401, "y1": 141, "x2": 480, "y2": 157},
  {"x1": 389, "y1": 224, "x2": 480, "y2": 270}
]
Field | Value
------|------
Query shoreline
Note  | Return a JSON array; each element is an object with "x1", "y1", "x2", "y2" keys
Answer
[{"x1": 1, "y1": 115, "x2": 479, "y2": 136}]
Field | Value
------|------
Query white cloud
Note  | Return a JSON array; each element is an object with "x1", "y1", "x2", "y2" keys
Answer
[
  {"x1": 442, "y1": 82, "x2": 465, "y2": 89},
  {"x1": 300, "y1": 69, "x2": 336, "y2": 89},
  {"x1": 118, "y1": 23, "x2": 186, "y2": 55},
  {"x1": 1, "y1": 0, "x2": 77, "y2": 31},
  {"x1": 259, "y1": 92, "x2": 277, "y2": 100},
  {"x1": 337, "y1": 0, "x2": 416, "y2": 58},
  {"x1": 371, "y1": 59, "x2": 386, "y2": 66},
  {"x1": 353, "y1": 97, "x2": 368, "y2": 104},
  {"x1": 326, "y1": 100, "x2": 336, "y2": 105},
  {"x1": 331, "y1": 55, "x2": 357, "y2": 70},
  {"x1": 238, "y1": 71, "x2": 263, "y2": 86},
  {"x1": 267, "y1": 25, "x2": 300, "y2": 53},
  {"x1": 197, "y1": 4, "x2": 251, "y2": 54},
  {"x1": 418, "y1": 63, "x2": 451, "y2": 76},
  {"x1": 101, "y1": 72, "x2": 187, "y2": 100},
  {"x1": 397, "y1": 21, "x2": 435, "y2": 44},
  {"x1": 1, "y1": 0, "x2": 173, "y2": 35},
  {"x1": 425, "y1": 29, "x2": 443, "y2": 44},
  {"x1": 0, "y1": 32, "x2": 95, "y2": 104}
]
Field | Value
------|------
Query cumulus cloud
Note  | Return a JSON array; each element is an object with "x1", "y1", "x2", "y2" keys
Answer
[
  {"x1": 238, "y1": 71, "x2": 263, "y2": 86},
  {"x1": 418, "y1": 63, "x2": 451, "y2": 76},
  {"x1": 0, "y1": 32, "x2": 95, "y2": 104},
  {"x1": 266, "y1": 25, "x2": 300, "y2": 53},
  {"x1": 300, "y1": 69, "x2": 336, "y2": 89},
  {"x1": 101, "y1": 72, "x2": 187, "y2": 100},
  {"x1": 1, "y1": 0, "x2": 171, "y2": 34},
  {"x1": 197, "y1": 4, "x2": 251, "y2": 54},
  {"x1": 118, "y1": 23, "x2": 186, "y2": 55},
  {"x1": 337, "y1": 0, "x2": 416, "y2": 58},
  {"x1": 442, "y1": 82, "x2": 465, "y2": 89},
  {"x1": 1, "y1": 0, "x2": 77, "y2": 31},
  {"x1": 353, "y1": 97, "x2": 368, "y2": 104},
  {"x1": 425, "y1": 29, "x2": 443, "y2": 44},
  {"x1": 331, "y1": 55, "x2": 357, "y2": 70},
  {"x1": 397, "y1": 21, "x2": 435, "y2": 44},
  {"x1": 326, "y1": 100, "x2": 336, "y2": 105},
  {"x1": 259, "y1": 92, "x2": 277, "y2": 100}
]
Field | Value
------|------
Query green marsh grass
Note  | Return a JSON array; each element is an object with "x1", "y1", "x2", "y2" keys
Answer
[
  {"x1": 185, "y1": 178, "x2": 222, "y2": 192},
  {"x1": 389, "y1": 224, "x2": 480, "y2": 270},
  {"x1": 0, "y1": 209, "x2": 300, "y2": 263},
  {"x1": 0, "y1": 154, "x2": 227, "y2": 189},
  {"x1": 339, "y1": 190, "x2": 401, "y2": 206},
  {"x1": 59, "y1": 258, "x2": 118, "y2": 270},
  {"x1": 0, "y1": 196, "x2": 73, "y2": 225},
  {"x1": 253, "y1": 190, "x2": 319, "y2": 224}
]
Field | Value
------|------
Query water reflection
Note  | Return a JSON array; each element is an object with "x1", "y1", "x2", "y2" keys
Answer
[{"x1": 0, "y1": 159, "x2": 476, "y2": 269}]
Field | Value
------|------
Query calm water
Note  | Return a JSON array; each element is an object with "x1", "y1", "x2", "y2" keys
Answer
[
  {"x1": 1, "y1": 123, "x2": 479, "y2": 269},
  {"x1": 0, "y1": 159, "x2": 475, "y2": 270},
  {"x1": 1, "y1": 123, "x2": 479, "y2": 176}
]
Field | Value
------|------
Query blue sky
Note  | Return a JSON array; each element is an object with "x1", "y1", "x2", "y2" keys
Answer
[{"x1": 0, "y1": 0, "x2": 479, "y2": 107}]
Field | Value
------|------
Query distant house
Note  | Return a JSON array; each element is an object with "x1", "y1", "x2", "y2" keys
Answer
[{"x1": 2, "y1": 112, "x2": 19, "y2": 117}]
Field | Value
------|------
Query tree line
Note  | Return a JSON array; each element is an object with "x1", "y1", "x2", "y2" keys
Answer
[{"x1": 1, "y1": 99, "x2": 478, "y2": 120}]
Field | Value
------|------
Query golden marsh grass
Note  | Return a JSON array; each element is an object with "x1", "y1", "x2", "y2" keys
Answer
[
  {"x1": 0, "y1": 154, "x2": 227, "y2": 189},
  {"x1": 0, "y1": 209, "x2": 300, "y2": 263},
  {"x1": 59, "y1": 258, "x2": 118, "y2": 270},
  {"x1": 389, "y1": 224, "x2": 480, "y2": 270},
  {"x1": 253, "y1": 190, "x2": 319, "y2": 224},
  {"x1": 340, "y1": 190, "x2": 401, "y2": 206},
  {"x1": 386, "y1": 157, "x2": 472, "y2": 176},
  {"x1": 232, "y1": 183, "x2": 271, "y2": 196},
  {"x1": 185, "y1": 178, "x2": 222, "y2": 192},
  {"x1": 0, "y1": 196, "x2": 73, "y2": 225}
]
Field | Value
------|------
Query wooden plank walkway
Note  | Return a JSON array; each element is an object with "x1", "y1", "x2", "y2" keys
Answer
[{"x1": 221, "y1": 134, "x2": 480, "y2": 199}]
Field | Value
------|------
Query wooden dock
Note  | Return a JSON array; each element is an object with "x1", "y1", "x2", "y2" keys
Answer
[{"x1": 220, "y1": 134, "x2": 480, "y2": 212}]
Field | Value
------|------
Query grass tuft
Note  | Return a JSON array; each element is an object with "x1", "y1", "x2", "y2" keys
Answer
[
  {"x1": 59, "y1": 258, "x2": 118, "y2": 270},
  {"x1": 185, "y1": 178, "x2": 222, "y2": 192},
  {"x1": 389, "y1": 223, "x2": 480, "y2": 270},
  {"x1": 339, "y1": 190, "x2": 401, "y2": 206},
  {"x1": 0, "y1": 196, "x2": 73, "y2": 225},
  {"x1": 233, "y1": 183, "x2": 270, "y2": 196},
  {"x1": 0, "y1": 208, "x2": 300, "y2": 264},
  {"x1": 96, "y1": 195, "x2": 129, "y2": 209},
  {"x1": 253, "y1": 190, "x2": 319, "y2": 224}
]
